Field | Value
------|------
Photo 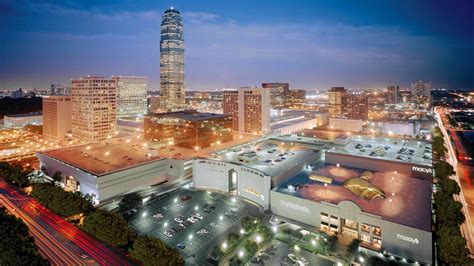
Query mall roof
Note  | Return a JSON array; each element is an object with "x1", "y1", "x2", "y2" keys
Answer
[
  {"x1": 328, "y1": 135, "x2": 432, "y2": 166},
  {"x1": 5, "y1": 112, "x2": 42, "y2": 118},
  {"x1": 39, "y1": 139, "x2": 165, "y2": 176},
  {"x1": 275, "y1": 163, "x2": 432, "y2": 231}
]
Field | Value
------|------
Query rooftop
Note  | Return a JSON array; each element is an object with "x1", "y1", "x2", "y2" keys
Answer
[
  {"x1": 40, "y1": 139, "x2": 165, "y2": 176},
  {"x1": 148, "y1": 110, "x2": 228, "y2": 121},
  {"x1": 5, "y1": 112, "x2": 42, "y2": 118},
  {"x1": 328, "y1": 135, "x2": 432, "y2": 166},
  {"x1": 209, "y1": 139, "x2": 320, "y2": 177},
  {"x1": 276, "y1": 163, "x2": 432, "y2": 231}
]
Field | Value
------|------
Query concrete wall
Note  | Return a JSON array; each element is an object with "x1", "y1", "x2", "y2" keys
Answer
[
  {"x1": 193, "y1": 159, "x2": 272, "y2": 209},
  {"x1": 329, "y1": 118, "x2": 363, "y2": 132},
  {"x1": 270, "y1": 191, "x2": 432, "y2": 264},
  {"x1": 4, "y1": 115, "x2": 43, "y2": 128},
  {"x1": 37, "y1": 153, "x2": 172, "y2": 203}
]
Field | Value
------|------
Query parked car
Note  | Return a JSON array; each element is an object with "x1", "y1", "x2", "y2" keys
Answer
[
  {"x1": 288, "y1": 254, "x2": 297, "y2": 263},
  {"x1": 177, "y1": 243, "x2": 185, "y2": 249},
  {"x1": 181, "y1": 195, "x2": 192, "y2": 201}
]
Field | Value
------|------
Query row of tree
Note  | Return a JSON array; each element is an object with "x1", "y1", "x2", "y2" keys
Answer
[
  {"x1": 1, "y1": 162, "x2": 184, "y2": 265},
  {"x1": 432, "y1": 127, "x2": 472, "y2": 265},
  {"x1": 0, "y1": 207, "x2": 49, "y2": 265},
  {"x1": 0, "y1": 162, "x2": 33, "y2": 188}
]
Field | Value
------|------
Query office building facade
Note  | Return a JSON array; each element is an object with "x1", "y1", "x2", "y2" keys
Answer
[
  {"x1": 71, "y1": 77, "x2": 117, "y2": 143},
  {"x1": 112, "y1": 76, "x2": 147, "y2": 118},
  {"x1": 347, "y1": 91, "x2": 368, "y2": 120},
  {"x1": 387, "y1": 85, "x2": 399, "y2": 104},
  {"x1": 144, "y1": 110, "x2": 233, "y2": 149},
  {"x1": 42, "y1": 96, "x2": 72, "y2": 142},
  {"x1": 160, "y1": 8, "x2": 185, "y2": 111},
  {"x1": 328, "y1": 87, "x2": 347, "y2": 117}
]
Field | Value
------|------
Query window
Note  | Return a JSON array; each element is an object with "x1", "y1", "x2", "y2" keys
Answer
[
  {"x1": 361, "y1": 223, "x2": 372, "y2": 233},
  {"x1": 373, "y1": 226, "x2": 381, "y2": 236},
  {"x1": 360, "y1": 234, "x2": 371, "y2": 244}
]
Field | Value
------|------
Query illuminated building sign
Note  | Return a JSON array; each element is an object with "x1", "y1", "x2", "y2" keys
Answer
[
  {"x1": 243, "y1": 186, "x2": 261, "y2": 197},
  {"x1": 280, "y1": 199, "x2": 310, "y2": 214},
  {"x1": 411, "y1": 166, "x2": 433, "y2": 174},
  {"x1": 397, "y1": 234, "x2": 419, "y2": 245}
]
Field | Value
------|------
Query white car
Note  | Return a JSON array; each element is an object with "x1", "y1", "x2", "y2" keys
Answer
[
  {"x1": 210, "y1": 222, "x2": 218, "y2": 227},
  {"x1": 288, "y1": 254, "x2": 297, "y2": 263},
  {"x1": 187, "y1": 217, "x2": 197, "y2": 223},
  {"x1": 163, "y1": 231, "x2": 173, "y2": 238},
  {"x1": 193, "y1": 213, "x2": 203, "y2": 220},
  {"x1": 174, "y1": 217, "x2": 183, "y2": 223},
  {"x1": 299, "y1": 257, "x2": 309, "y2": 265},
  {"x1": 153, "y1": 213, "x2": 163, "y2": 219}
]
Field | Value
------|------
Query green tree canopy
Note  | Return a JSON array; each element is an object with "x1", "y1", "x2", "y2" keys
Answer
[
  {"x1": 437, "y1": 226, "x2": 472, "y2": 265},
  {"x1": 0, "y1": 207, "x2": 49, "y2": 265},
  {"x1": 31, "y1": 183, "x2": 93, "y2": 217},
  {"x1": 129, "y1": 235, "x2": 184, "y2": 266},
  {"x1": 118, "y1": 192, "x2": 142, "y2": 212},
  {"x1": 81, "y1": 209, "x2": 131, "y2": 247}
]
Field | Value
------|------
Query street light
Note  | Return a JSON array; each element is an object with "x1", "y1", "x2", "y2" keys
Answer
[
  {"x1": 272, "y1": 225, "x2": 277, "y2": 233},
  {"x1": 164, "y1": 222, "x2": 168, "y2": 227},
  {"x1": 188, "y1": 234, "x2": 193, "y2": 240},
  {"x1": 219, "y1": 215, "x2": 223, "y2": 221},
  {"x1": 240, "y1": 229, "x2": 245, "y2": 235},
  {"x1": 238, "y1": 250, "x2": 244, "y2": 258},
  {"x1": 311, "y1": 239, "x2": 316, "y2": 246},
  {"x1": 256, "y1": 235, "x2": 262, "y2": 243},
  {"x1": 222, "y1": 242, "x2": 227, "y2": 250}
]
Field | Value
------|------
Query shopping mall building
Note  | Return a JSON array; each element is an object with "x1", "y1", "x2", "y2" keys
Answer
[{"x1": 192, "y1": 135, "x2": 434, "y2": 264}]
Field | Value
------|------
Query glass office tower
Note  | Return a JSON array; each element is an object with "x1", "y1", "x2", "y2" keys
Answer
[{"x1": 160, "y1": 8, "x2": 185, "y2": 111}]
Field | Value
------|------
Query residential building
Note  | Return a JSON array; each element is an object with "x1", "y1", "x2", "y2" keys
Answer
[
  {"x1": 71, "y1": 76, "x2": 117, "y2": 143},
  {"x1": 112, "y1": 76, "x2": 147, "y2": 118},
  {"x1": 42, "y1": 96, "x2": 72, "y2": 141},
  {"x1": 223, "y1": 87, "x2": 271, "y2": 134}
]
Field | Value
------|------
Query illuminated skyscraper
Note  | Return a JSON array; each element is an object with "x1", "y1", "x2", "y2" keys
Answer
[
  {"x1": 71, "y1": 77, "x2": 116, "y2": 143},
  {"x1": 42, "y1": 95, "x2": 72, "y2": 142},
  {"x1": 160, "y1": 7, "x2": 185, "y2": 111},
  {"x1": 112, "y1": 76, "x2": 147, "y2": 118},
  {"x1": 327, "y1": 87, "x2": 347, "y2": 117}
]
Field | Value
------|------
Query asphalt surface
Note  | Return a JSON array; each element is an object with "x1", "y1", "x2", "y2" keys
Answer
[{"x1": 122, "y1": 187, "x2": 260, "y2": 265}]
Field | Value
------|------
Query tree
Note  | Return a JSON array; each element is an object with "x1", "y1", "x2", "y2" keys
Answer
[
  {"x1": 325, "y1": 235, "x2": 338, "y2": 254},
  {"x1": 82, "y1": 209, "x2": 131, "y2": 247},
  {"x1": 0, "y1": 207, "x2": 49, "y2": 265},
  {"x1": 440, "y1": 178, "x2": 460, "y2": 195},
  {"x1": 436, "y1": 196, "x2": 465, "y2": 227},
  {"x1": 244, "y1": 240, "x2": 258, "y2": 255},
  {"x1": 346, "y1": 239, "x2": 360, "y2": 258},
  {"x1": 31, "y1": 183, "x2": 93, "y2": 217},
  {"x1": 257, "y1": 225, "x2": 273, "y2": 242},
  {"x1": 437, "y1": 226, "x2": 472, "y2": 265},
  {"x1": 51, "y1": 171, "x2": 63, "y2": 184},
  {"x1": 118, "y1": 192, "x2": 142, "y2": 212},
  {"x1": 129, "y1": 235, "x2": 184, "y2": 266},
  {"x1": 435, "y1": 161, "x2": 454, "y2": 179}
]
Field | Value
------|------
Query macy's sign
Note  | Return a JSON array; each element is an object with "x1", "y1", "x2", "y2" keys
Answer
[
  {"x1": 412, "y1": 166, "x2": 433, "y2": 174},
  {"x1": 397, "y1": 234, "x2": 419, "y2": 245}
]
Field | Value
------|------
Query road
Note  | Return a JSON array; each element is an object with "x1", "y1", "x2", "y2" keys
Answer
[
  {"x1": 434, "y1": 107, "x2": 474, "y2": 253},
  {"x1": 0, "y1": 179, "x2": 133, "y2": 265}
]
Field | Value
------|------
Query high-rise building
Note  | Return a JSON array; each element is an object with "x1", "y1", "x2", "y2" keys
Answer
[
  {"x1": 285, "y1": 89, "x2": 306, "y2": 108},
  {"x1": 387, "y1": 85, "x2": 399, "y2": 104},
  {"x1": 411, "y1": 80, "x2": 432, "y2": 97},
  {"x1": 112, "y1": 76, "x2": 147, "y2": 118},
  {"x1": 71, "y1": 77, "x2": 117, "y2": 143},
  {"x1": 223, "y1": 89, "x2": 239, "y2": 131},
  {"x1": 160, "y1": 7, "x2": 185, "y2": 111},
  {"x1": 262, "y1": 82, "x2": 289, "y2": 109},
  {"x1": 42, "y1": 95, "x2": 72, "y2": 142},
  {"x1": 223, "y1": 87, "x2": 270, "y2": 134},
  {"x1": 327, "y1": 87, "x2": 347, "y2": 117},
  {"x1": 50, "y1": 84, "x2": 70, "y2": 95},
  {"x1": 347, "y1": 91, "x2": 368, "y2": 120}
]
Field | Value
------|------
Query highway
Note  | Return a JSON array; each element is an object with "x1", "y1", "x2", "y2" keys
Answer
[
  {"x1": 434, "y1": 107, "x2": 474, "y2": 253},
  {"x1": 0, "y1": 179, "x2": 133, "y2": 265}
]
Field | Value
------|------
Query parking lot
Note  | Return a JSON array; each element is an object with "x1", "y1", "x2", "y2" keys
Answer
[{"x1": 122, "y1": 187, "x2": 260, "y2": 263}]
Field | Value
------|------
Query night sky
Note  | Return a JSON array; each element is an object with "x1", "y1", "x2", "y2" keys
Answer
[{"x1": 1, "y1": 0, "x2": 473, "y2": 90}]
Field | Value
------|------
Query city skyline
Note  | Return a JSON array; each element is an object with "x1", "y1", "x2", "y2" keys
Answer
[{"x1": 1, "y1": 0, "x2": 473, "y2": 90}]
